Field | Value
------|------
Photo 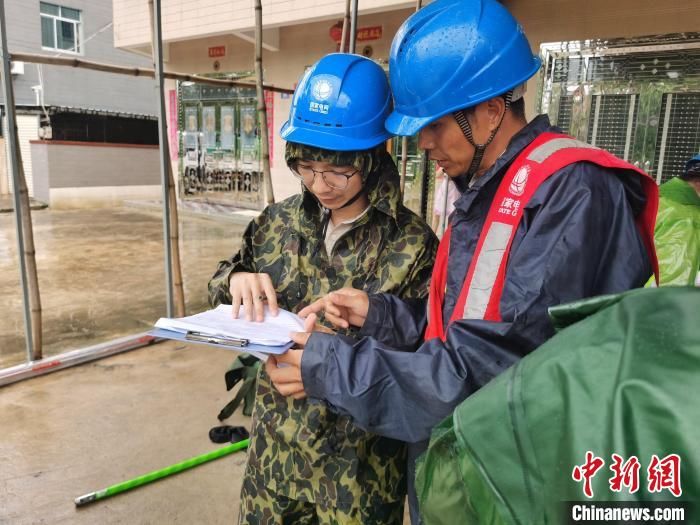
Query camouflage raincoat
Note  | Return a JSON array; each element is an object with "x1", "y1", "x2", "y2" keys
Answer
[{"x1": 208, "y1": 149, "x2": 437, "y2": 522}]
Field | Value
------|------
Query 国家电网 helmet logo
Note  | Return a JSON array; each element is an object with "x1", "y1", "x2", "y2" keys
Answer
[
  {"x1": 312, "y1": 79, "x2": 333, "y2": 101},
  {"x1": 509, "y1": 166, "x2": 529, "y2": 196}
]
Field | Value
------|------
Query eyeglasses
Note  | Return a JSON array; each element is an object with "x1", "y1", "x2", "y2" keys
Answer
[{"x1": 291, "y1": 163, "x2": 360, "y2": 190}]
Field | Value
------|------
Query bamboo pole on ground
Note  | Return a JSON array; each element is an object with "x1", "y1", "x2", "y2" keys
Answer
[
  {"x1": 255, "y1": 0, "x2": 275, "y2": 205},
  {"x1": 0, "y1": 0, "x2": 42, "y2": 360},
  {"x1": 149, "y1": 0, "x2": 185, "y2": 317}
]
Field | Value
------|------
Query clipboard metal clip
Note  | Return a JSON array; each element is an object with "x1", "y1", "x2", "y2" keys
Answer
[{"x1": 185, "y1": 331, "x2": 249, "y2": 348}]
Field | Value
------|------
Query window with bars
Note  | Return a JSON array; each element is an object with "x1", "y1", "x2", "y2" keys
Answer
[
  {"x1": 587, "y1": 94, "x2": 639, "y2": 160},
  {"x1": 654, "y1": 93, "x2": 700, "y2": 183},
  {"x1": 586, "y1": 51, "x2": 700, "y2": 83},
  {"x1": 556, "y1": 95, "x2": 574, "y2": 133},
  {"x1": 40, "y1": 2, "x2": 81, "y2": 53}
]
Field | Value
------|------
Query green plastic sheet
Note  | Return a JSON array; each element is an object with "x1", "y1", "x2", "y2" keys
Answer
[{"x1": 416, "y1": 287, "x2": 700, "y2": 524}]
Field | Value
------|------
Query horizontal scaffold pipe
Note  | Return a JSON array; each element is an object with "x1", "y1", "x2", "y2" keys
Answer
[{"x1": 10, "y1": 52, "x2": 294, "y2": 95}]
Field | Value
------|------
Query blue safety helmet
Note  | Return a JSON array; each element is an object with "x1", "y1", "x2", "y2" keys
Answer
[
  {"x1": 280, "y1": 53, "x2": 392, "y2": 151},
  {"x1": 386, "y1": 0, "x2": 542, "y2": 136},
  {"x1": 685, "y1": 154, "x2": 700, "y2": 175}
]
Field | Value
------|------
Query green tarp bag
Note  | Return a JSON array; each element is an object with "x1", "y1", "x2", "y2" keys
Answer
[
  {"x1": 651, "y1": 177, "x2": 700, "y2": 287},
  {"x1": 415, "y1": 287, "x2": 700, "y2": 525}
]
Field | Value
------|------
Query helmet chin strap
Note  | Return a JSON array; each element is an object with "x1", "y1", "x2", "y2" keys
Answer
[
  {"x1": 338, "y1": 186, "x2": 366, "y2": 210},
  {"x1": 453, "y1": 91, "x2": 513, "y2": 182},
  {"x1": 318, "y1": 186, "x2": 365, "y2": 239}
]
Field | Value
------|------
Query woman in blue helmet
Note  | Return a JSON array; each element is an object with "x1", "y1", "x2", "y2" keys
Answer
[
  {"x1": 267, "y1": 1, "x2": 659, "y2": 523},
  {"x1": 208, "y1": 53, "x2": 437, "y2": 524}
]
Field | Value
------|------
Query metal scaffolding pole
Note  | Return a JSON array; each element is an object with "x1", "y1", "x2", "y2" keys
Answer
[
  {"x1": 400, "y1": 0, "x2": 423, "y2": 199},
  {"x1": 0, "y1": 0, "x2": 33, "y2": 360},
  {"x1": 151, "y1": 0, "x2": 174, "y2": 317},
  {"x1": 8, "y1": 52, "x2": 293, "y2": 94},
  {"x1": 349, "y1": 0, "x2": 358, "y2": 54},
  {"x1": 399, "y1": 137, "x2": 408, "y2": 195},
  {"x1": 0, "y1": 333, "x2": 157, "y2": 387},
  {"x1": 340, "y1": 0, "x2": 351, "y2": 53},
  {"x1": 255, "y1": 0, "x2": 275, "y2": 205}
]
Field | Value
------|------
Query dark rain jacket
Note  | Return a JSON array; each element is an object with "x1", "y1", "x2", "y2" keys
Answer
[{"x1": 301, "y1": 115, "x2": 654, "y2": 445}]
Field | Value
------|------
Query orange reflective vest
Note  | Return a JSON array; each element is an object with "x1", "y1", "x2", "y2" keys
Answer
[{"x1": 425, "y1": 132, "x2": 659, "y2": 342}]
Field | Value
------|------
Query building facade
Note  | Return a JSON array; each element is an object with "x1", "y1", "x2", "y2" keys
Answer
[
  {"x1": 1, "y1": 0, "x2": 160, "y2": 206},
  {"x1": 111, "y1": 0, "x2": 700, "y2": 208}
]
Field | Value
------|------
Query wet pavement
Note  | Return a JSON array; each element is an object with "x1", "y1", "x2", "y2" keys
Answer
[
  {"x1": 0, "y1": 339, "x2": 250, "y2": 524},
  {"x1": 0, "y1": 206, "x2": 246, "y2": 368},
  {"x1": 1, "y1": 203, "x2": 413, "y2": 524}
]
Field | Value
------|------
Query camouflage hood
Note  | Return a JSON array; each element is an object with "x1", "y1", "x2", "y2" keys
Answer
[{"x1": 285, "y1": 142, "x2": 402, "y2": 228}]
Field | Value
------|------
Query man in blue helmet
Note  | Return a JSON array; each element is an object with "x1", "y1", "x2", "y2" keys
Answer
[
  {"x1": 266, "y1": 0, "x2": 660, "y2": 522},
  {"x1": 208, "y1": 54, "x2": 437, "y2": 524}
]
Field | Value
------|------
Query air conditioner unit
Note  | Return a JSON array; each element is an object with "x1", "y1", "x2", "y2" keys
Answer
[
  {"x1": 38, "y1": 126, "x2": 52, "y2": 140},
  {"x1": 10, "y1": 61, "x2": 24, "y2": 75}
]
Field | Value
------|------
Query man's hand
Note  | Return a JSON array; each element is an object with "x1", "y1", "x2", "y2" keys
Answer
[
  {"x1": 266, "y1": 350, "x2": 306, "y2": 399},
  {"x1": 229, "y1": 272, "x2": 279, "y2": 322},
  {"x1": 298, "y1": 288, "x2": 369, "y2": 329},
  {"x1": 267, "y1": 313, "x2": 319, "y2": 399}
]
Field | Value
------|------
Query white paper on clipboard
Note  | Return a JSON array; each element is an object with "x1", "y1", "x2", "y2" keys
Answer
[{"x1": 154, "y1": 304, "x2": 305, "y2": 348}]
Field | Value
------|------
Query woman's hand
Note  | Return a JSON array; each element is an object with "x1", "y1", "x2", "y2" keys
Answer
[{"x1": 229, "y1": 272, "x2": 279, "y2": 322}]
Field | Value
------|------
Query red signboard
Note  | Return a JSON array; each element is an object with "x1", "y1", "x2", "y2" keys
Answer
[
  {"x1": 356, "y1": 26, "x2": 382, "y2": 42},
  {"x1": 330, "y1": 24, "x2": 383, "y2": 43},
  {"x1": 208, "y1": 45, "x2": 226, "y2": 58}
]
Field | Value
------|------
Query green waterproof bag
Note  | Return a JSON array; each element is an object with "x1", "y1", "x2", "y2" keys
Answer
[{"x1": 415, "y1": 287, "x2": 700, "y2": 525}]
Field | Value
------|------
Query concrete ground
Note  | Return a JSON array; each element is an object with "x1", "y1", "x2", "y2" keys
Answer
[
  {"x1": 0, "y1": 340, "x2": 250, "y2": 525},
  {"x1": 1, "y1": 201, "x2": 412, "y2": 524},
  {"x1": 0, "y1": 206, "x2": 247, "y2": 368}
]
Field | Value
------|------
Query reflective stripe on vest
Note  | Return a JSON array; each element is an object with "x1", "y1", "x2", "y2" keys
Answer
[
  {"x1": 424, "y1": 132, "x2": 659, "y2": 342},
  {"x1": 462, "y1": 221, "x2": 512, "y2": 320}
]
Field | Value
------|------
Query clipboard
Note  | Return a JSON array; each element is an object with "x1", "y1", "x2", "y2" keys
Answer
[{"x1": 150, "y1": 328, "x2": 294, "y2": 361}]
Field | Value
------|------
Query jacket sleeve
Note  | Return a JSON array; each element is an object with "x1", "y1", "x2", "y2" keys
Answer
[
  {"x1": 207, "y1": 214, "x2": 262, "y2": 307},
  {"x1": 360, "y1": 294, "x2": 428, "y2": 351},
  {"x1": 301, "y1": 165, "x2": 653, "y2": 443}
]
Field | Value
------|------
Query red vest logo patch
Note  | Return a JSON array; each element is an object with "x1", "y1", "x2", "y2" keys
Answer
[{"x1": 509, "y1": 165, "x2": 530, "y2": 196}]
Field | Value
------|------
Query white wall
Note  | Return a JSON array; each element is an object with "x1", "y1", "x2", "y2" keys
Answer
[
  {"x1": 113, "y1": 0, "x2": 413, "y2": 49},
  {"x1": 29, "y1": 140, "x2": 161, "y2": 207},
  {"x1": 4, "y1": 115, "x2": 39, "y2": 198}
]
